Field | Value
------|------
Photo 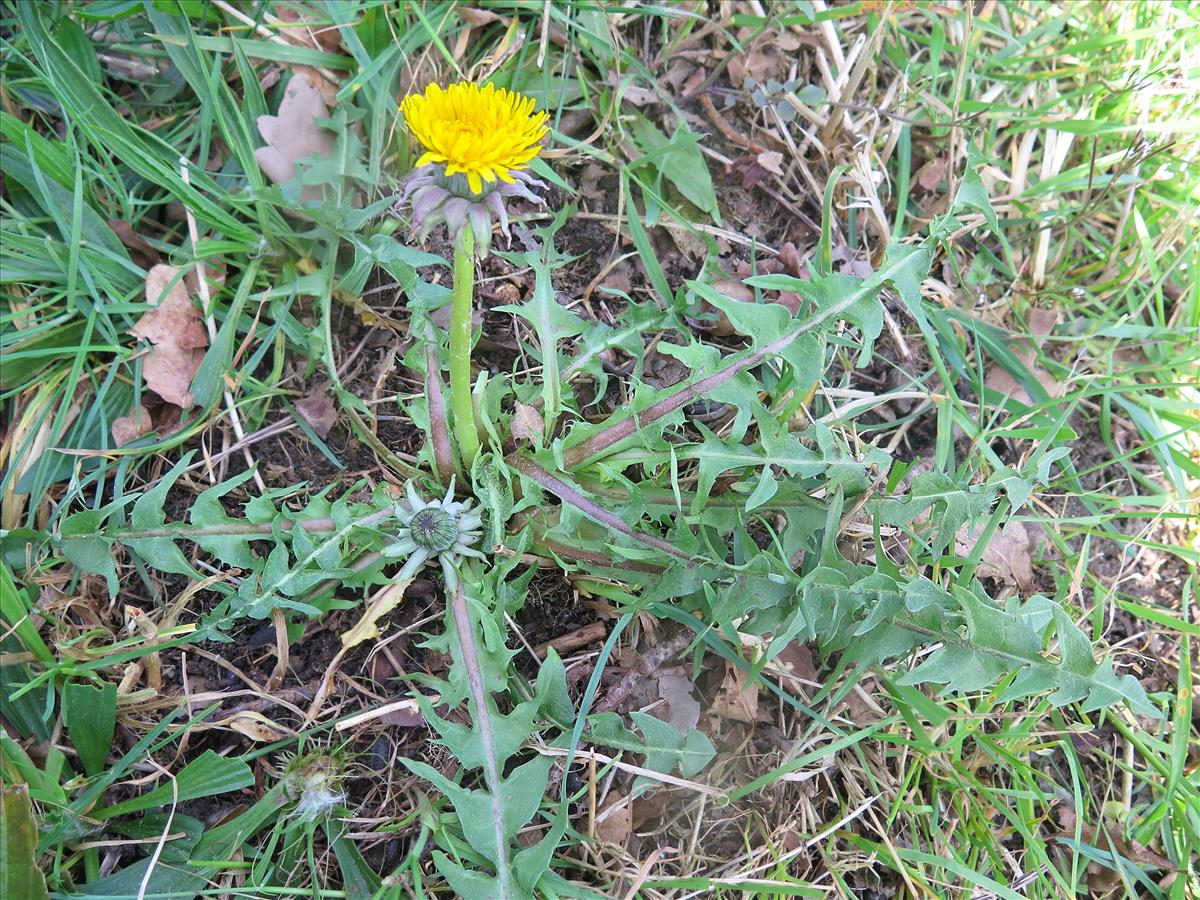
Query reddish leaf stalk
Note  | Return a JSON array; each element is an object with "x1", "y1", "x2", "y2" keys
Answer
[
  {"x1": 447, "y1": 580, "x2": 512, "y2": 894},
  {"x1": 425, "y1": 344, "x2": 457, "y2": 482},
  {"x1": 508, "y1": 456, "x2": 693, "y2": 564}
]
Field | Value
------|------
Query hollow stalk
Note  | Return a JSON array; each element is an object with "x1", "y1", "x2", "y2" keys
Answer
[{"x1": 449, "y1": 226, "x2": 480, "y2": 467}]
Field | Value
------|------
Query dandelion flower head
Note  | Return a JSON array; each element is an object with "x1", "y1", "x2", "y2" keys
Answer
[{"x1": 401, "y1": 81, "x2": 548, "y2": 195}]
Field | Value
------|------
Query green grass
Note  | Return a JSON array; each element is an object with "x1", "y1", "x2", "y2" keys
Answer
[{"x1": 2, "y1": 1, "x2": 1198, "y2": 898}]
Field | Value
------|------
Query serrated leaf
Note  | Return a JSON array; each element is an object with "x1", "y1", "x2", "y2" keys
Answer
[
  {"x1": 900, "y1": 589, "x2": 1159, "y2": 717},
  {"x1": 495, "y1": 238, "x2": 585, "y2": 428},
  {"x1": 59, "y1": 509, "x2": 118, "y2": 597},
  {"x1": 433, "y1": 853, "x2": 510, "y2": 900},
  {"x1": 586, "y1": 711, "x2": 716, "y2": 778},
  {"x1": 190, "y1": 468, "x2": 260, "y2": 568},
  {"x1": 689, "y1": 281, "x2": 824, "y2": 387},
  {"x1": 125, "y1": 453, "x2": 198, "y2": 577},
  {"x1": 419, "y1": 696, "x2": 538, "y2": 771},
  {"x1": 513, "y1": 806, "x2": 569, "y2": 895},
  {"x1": 875, "y1": 471, "x2": 996, "y2": 555},
  {"x1": 474, "y1": 456, "x2": 514, "y2": 549},
  {"x1": 402, "y1": 755, "x2": 552, "y2": 871}
]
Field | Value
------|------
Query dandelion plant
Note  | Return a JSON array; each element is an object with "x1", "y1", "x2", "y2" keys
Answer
[{"x1": 397, "y1": 82, "x2": 549, "y2": 467}]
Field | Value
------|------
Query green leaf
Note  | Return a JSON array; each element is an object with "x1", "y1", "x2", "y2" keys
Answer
[
  {"x1": 1, "y1": 784, "x2": 49, "y2": 900},
  {"x1": 628, "y1": 113, "x2": 719, "y2": 218},
  {"x1": 419, "y1": 696, "x2": 538, "y2": 772},
  {"x1": 474, "y1": 456, "x2": 515, "y2": 550},
  {"x1": 190, "y1": 468, "x2": 260, "y2": 568},
  {"x1": 324, "y1": 819, "x2": 383, "y2": 900},
  {"x1": 93, "y1": 749, "x2": 254, "y2": 819},
  {"x1": 125, "y1": 453, "x2": 199, "y2": 577},
  {"x1": 402, "y1": 755, "x2": 553, "y2": 871},
  {"x1": 901, "y1": 589, "x2": 1160, "y2": 717},
  {"x1": 535, "y1": 648, "x2": 575, "y2": 726},
  {"x1": 689, "y1": 280, "x2": 824, "y2": 388},
  {"x1": 62, "y1": 680, "x2": 117, "y2": 778},
  {"x1": 495, "y1": 232, "x2": 585, "y2": 430},
  {"x1": 875, "y1": 471, "x2": 995, "y2": 555},
  {"x1": 586, "y1": 711, "x2": 716, "y2": 778},
  {"x1": 59, "y1": 509, "x2": 118, "y2": 598}
]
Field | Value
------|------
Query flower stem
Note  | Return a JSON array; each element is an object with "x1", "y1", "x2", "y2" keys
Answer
[{"x1": 449, "y1": 228, "x2": 480, "y2": 467}]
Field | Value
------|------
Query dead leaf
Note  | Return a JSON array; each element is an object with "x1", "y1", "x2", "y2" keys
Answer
[
  {"x1": 605, "y1": 73, "x2": 657, "y2": 107},
  {"x1": 112, "y1": 404, "x2": 154, "y2": 447},
  {"x1": 226, "y1": 711, "x2": 291, "y2": 742},
  {"x1": 378, "y1": 699, "x2": 425, "y2": 728},
  {"x1": 1026, "y1": 307, "x2": 1059, "y2": 345},
  {"x1": 768, "y1": 642, "x2": 818, "y2": 698},
  {"x1": 341, "y1": 578, "x2": 413, "y2": 650},
  {"x1": 710, "y1": 664, "x2": 759, "y2": 724},
  {"x1": 656, "y1": 672, "x2": 701, "y2": 733},
  {"x1": 916, "y1": 156, "x2": 948, "y2": 191},
  {"x1": 729, "y1": 153, "x2": 770, "y2": 190},
  {"x1": 457, "y1": 6, "x2": 502, "y2": 27},
  {"x1": 779, "y1": 242, "x2": 805, "y2": 276},
  {"x1": 985, "y1": 349, "x2": 1061, "y2": 406},
  {"x1": 958, "y1": 520, "x2": 1044, "y2": 593},
  {"x1": 274, "y1": 6, "x2": 344, "y2": 53},
  {"x1": 728, "y1": 33, "x2": 784, "y2": 85},
  {"x1": 108, "y1": 220, "x2": 160, "y2": 269},
  {"x1": 296, "y1": 381, "x2": 338, "y2": 438},
  {"x1": 595, "y1": 791, "x2": 633, "y2": 847},
  {"x1": 131, "y1": 265, "x2": 208, "y2": 409},
  {"x1": 510, "y1": 402, "x2": 544, "y2": 446},
  {"x1": 254, "y1": 74, "x2": 336, "y2": 201},
  {"x1": 579, "y1": 162, "x2": 607, "y2": 200},
  {"x1": 756, "y1": 150, "x2": 785, "y2": 177},
  {"x1": 597, "y1": 260, "x2": 633, "y2": 296}
]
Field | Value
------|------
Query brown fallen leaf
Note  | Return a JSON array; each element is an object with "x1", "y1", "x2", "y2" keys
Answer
[
  {"x1": 656, "y1": 672, "x2": 701, "y2": 734},
  {"x1": 916, "y1": 155, "x2": 948, "y2": 191},
  {"x1": 130, "y1": 265, "x2": 208, "y2": 409},
  {"x1": 112, "y1": 403, "x2": 154, "y2": 447},
  {"x1": 605, "y1": 72, "x2": 657, "y2": 107},
  {"x1": 510, "y1": 402, "x2": 544, "y2": 447},
  {"x1": 778, "y1": 242, "x2": 805, "y2": 276},
  {"x1": 108, "y1": 220, "x2": 160, "y2": 269},
  {"x1": 768, "y1": 642, "x2": 818, "y2": 699},
  {"x1": 255, "y1": 74, "x2": 336, "y2": 201},
  {"x1": 296, "y1": 380, "x2": 338, "y2": 439},
  {"x1": 595, "y1": 791, "x2": 633, "y2": 847},
  {"x1": 275, "y1": 5, "x2": 345, "y2": 53},
  {"x1": 958, "y1": 520, "x2": 1044, "y2": 593},
  {"x1": 457, "y1": 6, "x2": 503, "y2": 28},
  {"x1": 710, "y1": 664, "x2": 759, "y2": 724},
  {"x1": 985, "y1": 308, "x2": 1062, "y2": 405},
  {"x1": 226, "y1": 711, "x2": 291, "y2": 743},
  {"x1": 756, "y1": 150, "x2": 785, "y2": 177},
  {"x1": 985, "y1": 348, "x2": 1062, "y2": 406},
  {"x1": 578, "y1": 162, "x2": 607, "y2": 200},
  {"x1": 728, "y1": 30, "x2": 794, "y2": 85}
]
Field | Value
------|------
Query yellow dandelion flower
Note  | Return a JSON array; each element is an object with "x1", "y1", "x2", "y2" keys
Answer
[{"x1": 401, "y1": 82, "x2": 549, "y2": 195}]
